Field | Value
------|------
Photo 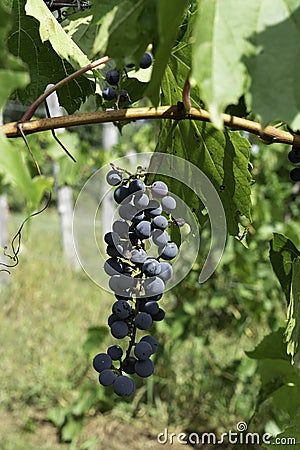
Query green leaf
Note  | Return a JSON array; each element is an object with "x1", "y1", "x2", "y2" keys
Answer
[
  {"x1": 192, "y1": 0, "x2": 259, "y2": 127},
  {"x1": 285, "y1": 257, "x2": 300, "y2": 363},
  {"x1": 246, "y1": 328, "x2": 289, "y2": 361},
  {"x1": 92, "y1": 0, "x2": 157, "y2": 68},
  {"x1": 7, "y1": 0, "x2": 95, "y2": 113},
  {"x1": 0, "y1": 132, "x2": 52, "y2": 211},
  {"x1": 269, "y1": 233, "x2": 300, "y2": 303},
  {"x1": 244, "y1": 0, "x2": 300, "y2": 129},
  {"x1": 146, "y1": 0, "x2": 190, "y2": 105}
]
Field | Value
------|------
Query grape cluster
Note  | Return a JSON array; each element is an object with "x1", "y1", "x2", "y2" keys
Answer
[
  {"x1": 288, "y1": 145, "x2": 300, "y2": 182},
  {"x1": 102, "y1": 51, "x2": 153, "y2": 103},
  {"x1": 93, "y1": 166, "x2": 184, "y2": 397}
]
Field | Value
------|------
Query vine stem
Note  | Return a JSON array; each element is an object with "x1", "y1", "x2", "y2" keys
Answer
[
  {"x1": 2, "y1": 105, "x2": 300, "y2": 146},
  {"x1": 20, "y1": 55, "x2": 111, "y2": 122}
]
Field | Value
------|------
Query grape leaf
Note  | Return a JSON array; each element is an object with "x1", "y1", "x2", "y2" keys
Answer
[
  {"x1": 92, "y1": 0, "x2": 157, "y2": 68},
  {"x1": 285, "y1": 257, "x2": 300, "y2": 363},
  {"x1": 269, "y1": 233, "x2": 300, "y2": 303},
  {"x1": 7, "y1": 0, "x2": 95, "y2": 114},
  {"x1": 157, "y1": 19, "x2": 252, "y2": 237},
  {"x1": 246, "y1": 328, "x2": 289, "y2": 360},
  {"x1": 244, "y1": 0, "x2": 300, "y2": 129},
  {"x1": 192, "y1": 0, "x2": 259, "y2": 127},
  {"x1": 146, "y1": 0, "x2": 190, "y2": 105}
]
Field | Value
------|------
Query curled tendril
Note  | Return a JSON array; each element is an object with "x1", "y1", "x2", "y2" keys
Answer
[{"x1": 0, "y1": 193, "x2": 52, "y2": 274}]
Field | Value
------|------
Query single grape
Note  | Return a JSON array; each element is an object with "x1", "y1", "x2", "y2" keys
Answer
[
  {"x1": 144, "y1": 200, "x2": 162, "y2": 218},
  {"x1": 161, "y1": 196, "x2": 177, "y2": 213},
  {"x1": 134, "y1": 341, "x2": 153, "y2": 360},
  {"x1": 122, "y1": 356, "x2": 137, "y2": 374},
  {"x1": 153, "y1": 215, "x2": 168, "y2": 230},
  {"x1": 152, "y1": 229, "x2": 169, "y2": 247},
  {"x1": 112, "y1": 300, "x2": 132, "y2": 319},
  {"x1": 158, "y1": 262, "x2": 173, "y2": 281},
  {"x1": 114, "y1": 185, "x2": 131, "y2": 204},
  {"x1": 290, "y1": 168, "x2": 300, "y2": 181},
  {"x1": 135, "y1": 359, "x2": 154, "y2": 377},
  {"x1": 110, "y1": 320, "x2": 129, "y2": 339},
  {"x1": 131, "y1": 211, "x2": 145, "y2": 223},
  {"x1": 106, "y1": 169, "x2": 122, "y2": 186},
  {"x1": 133, "y1": 192, "x2": 149, "y2": 209},
  {"x1": 118, "y1": 203, "x2": 138, "y2": 221},
  {"x1": 104, "y1": 258, "x2": 123, "y2": 276},
  {"x1": 130, "y1": 248, "x2": 148, "y2": 264},
  {"x1": 152, "y1": 308, "x2": 165, "y2": 322},
  {"x1": 102, "y1": 87, "x2": 117, "y2": 101},
  {"x1": 142, "y1": 258, "x2": 162, "y2": 276},
  {"x1": 135, "y1": 312, "x2": 153, "y2": 330},
  {"x1": 141, "y1": 335, "x2": 158, "y2": 353},
  {"x1": 107, "y1": 345, "x2": 123, "y2": 360},
  {"x1": 288, "y1": 150, "x2": 300, "y2": 164},
  {"x1": 108, "y1": 313, "x2": 118, "y2": 327},
  {"x1": 113, "y1": 220, "x2": 129, "y2": 238},
  {"x1": 109, "y1": 274, "x2": 135, "y2": 294},
  {"x1": 106, "y1": 244, "x2": 124, "y2": 258},
  {"x1": 113, "y1": 375, "x2": 136, "y2": 396},
  {"x1": 136, "y1": 220, "x2": 152, "y2": 239},
  {"x1": 105, "y1": 69, "x2": 120, "y2": 85},
  {"x1": 139, "y1": 52, "x2": 153, "y2": 69},
  {"x1": 292, "y1": 145, "x2": 300, "y2": 157},
  {"x1": 151, "y1": 181, "x2": 168, "y2": 198},
  {"x1": 144, "y1": 301, "x2": 159, "y2": 315},
  {"x1": 104, "y1": 231, "x2": 120, "y2": 246},
  {"x1": 99, "y1": 369, "x2": 116, "y2": 386},
  {"x1": 129, "y1": 179, "x2": 146, "y2": 194},
  {"x1": 175, "y1": 217, "x2": 185, "y2": 227},
  {"x1": 159, "y1": 242, "x2": 178, "y2": 260},
  {"x1": 93, "y1": 353, "x2": 112, "y2": 373},
  {"x1": 144, "y1": 277, "x2": 165, "y2": 297},
  {"x1": 119, "y1": 89, "x2": 130, "y2": 103}
]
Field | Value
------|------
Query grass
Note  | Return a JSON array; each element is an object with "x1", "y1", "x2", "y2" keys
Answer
[{"x1": 0, "y1": 208, "x2": 114, "y2": 448}]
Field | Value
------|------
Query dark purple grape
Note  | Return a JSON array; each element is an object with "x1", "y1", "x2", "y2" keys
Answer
[
  {"x1": 123, "y1": 356, "x2": 137, "y2": 374},
  {"x1": 108, "y1": 313, "x2": 118, "y2": 327},
  {"x1": 135, "y1": 312, "x2": 153, "y2": 330},
  {"x1": 135, "y1": 359, "x2": 154, "y2": 377},
  {"x1": 118, "y1": 204, "x2": 138, "y2": 221},
  {"x1": 161, "y1": 196, "x2": 176, "y2": 213},
  {"x1": 145, "y1": 301, "x2": 159, "y2": 315},
  {"x1": 106, "y1": 244, "x2": 124, "y2": 258},
  {"x1": 290, "y1": 168, "x2": 300, "y2": 181},
  {"x1": 112, "y1": 300, "x2": 132, "y2": 319},
  {"x1": 159, "y1": 242, "x2": 178, "y2": 260},
  {"x1": 110, "y1": 320, "x2": 129, "y2": 339},
  {"x1": 114, "y1": 185, "x2": 130, "y2": 204},
  {"x1": 133, "y1": 192, "x2": 149, "y2": 209},
  {"x1": 107, "y1": 345, "x2": 123, "y2": 360},
  {"x1": 113, "y1": 220, "x2": 129, "y2": 238},
  {"x1": 104, "y1": 231, "x2": 120, "y2": 246},
  {"x1": 139, "y1": 52, "x2": 153, "y2": 69},
  {"x1": 152, "y1": 229, "x2": 169, "y2": 247},
  {"x1": 134, "y1": 341, "x2": 153, "y2": 360},
  {"x1": 141, "y1": 335, "x2": 158, "y2": 353},
  {"x1": 288, "y1": 150, "x2": 300, "y2": 164},
  {"x1": 144, "y1": 277, "x2": 165, "y2": 297},
  {"x1": 99, "y1": 369, "x2": 116, "y2": 386},
  {"x1": 136, "y1": 220, "x2": 152, "y2": 239},
  {"x1": 130, "y1": 248, "x2": 148, "y2": 264},
  {"x1": 102, "y1": 87, "x2": 117, "y2": 101},
  {"x1": 158, "y1": 262, "x2": 173, "y2": 281},
  {"x1": 151, "y1": 181, "x2": 168, "y2": 198},
  {"x1": 153, "y1": 215, "x2": 168, "y2": 230},
  {"x1": 106, "y1": 169, "x2": 122, "y2": 185},
  {"x1": 113, "y1": 375, "x2": 135, "y2": 396},
  {"x1": 93, "y1": 353, "x2": 112, "y2": 373},
  {"x1": 142, "y1": 259, "x2": 162, "y2": 276},
  {"x1": 144, "y1": 200, "x2": 162, "y2": 218},
  {"x1": 104, "y1": 258, "x2": 123, "y2": 276},
  {"x1": 119, "y1": 89, "x2": 130, "y2": 103},
  {"x1": 105, "y1": 69, "x2": 120, "y2": 85},
  {"x1": 128, "y1": 179, "x2": 146, "y2": 194},
  {"x1": 152, "y1": 308, "x2": 165, "y2": 322}
]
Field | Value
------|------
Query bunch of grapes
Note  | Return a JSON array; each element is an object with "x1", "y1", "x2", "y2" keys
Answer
[
  {"x1": 93, "y1": 166, "x2": 184, "y2": 397},
  {"x1": 102, "y1": 51, "x2": 153, "y2": 102}
]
